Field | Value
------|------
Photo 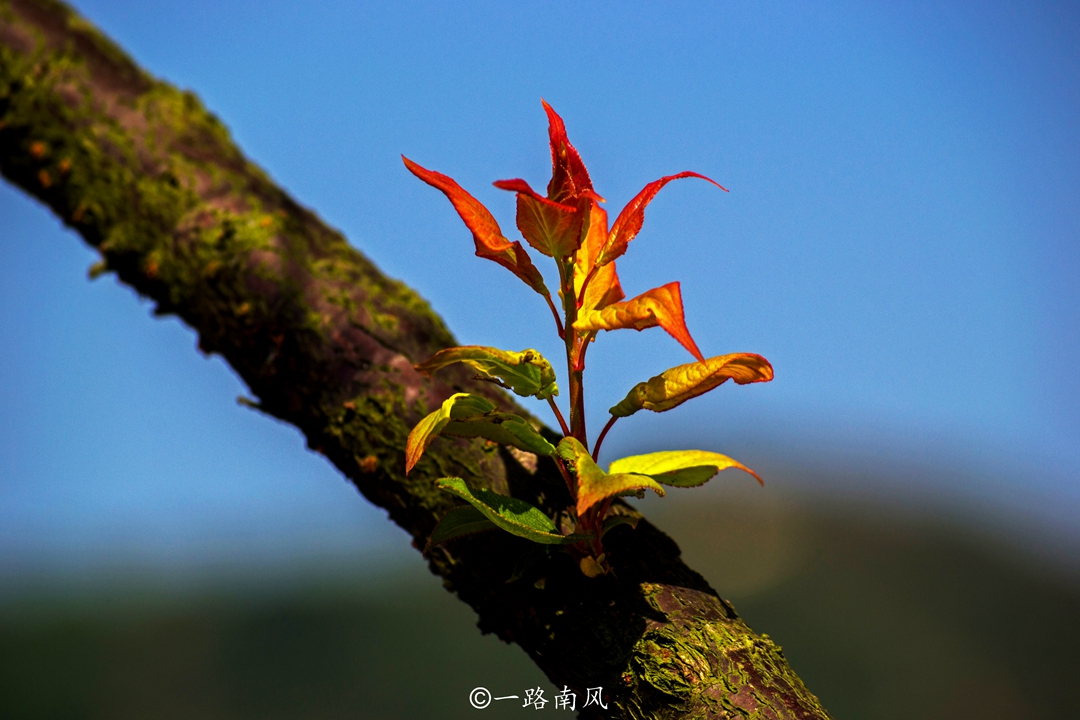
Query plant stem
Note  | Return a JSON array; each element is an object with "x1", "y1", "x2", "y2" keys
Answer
[
  {"x1": 573, "y1": 330, "x2": 597, "y2": 372},
  {"x1": 557, "y1": 260, "x2": 587, "y2": 446},
  {"x1": 546, "y1": 396, "x2": 570, "y2": 437},
  {"x1": 554, "y1": 456, "x2": 576, "y2": 501},
  {"x1": 544, "y1": 292, "x2": 565, "y2": 339},
  {"x1": 592, "y1": 415, "x2": 618, "y2": 462},
  {"x1": 567, "y1": 348, "x2": 587, "y2": 444}
]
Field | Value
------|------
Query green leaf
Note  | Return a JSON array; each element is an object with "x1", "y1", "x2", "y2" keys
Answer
[
  {"x1": 442, "y1": 413, "x2": 556, "y2": 458},
  {"x1": 415, "y1": 346, "x2": 559, "y2": 400},
  {"x1": 425, "y1": 505, "x2": 498, "y2": 551},
  {"x1": 609, "y1": 449, "x2": 762, "y2": 487},
  {"x1": 556, "y1": 437, "x2": 665, "y2": 516},
  {"x1": 406, "y1": 393, "x2": 555, "y2": 474},
  {"x1": 601, "y1": 514, "x2": 639, "y2": 537},
  {"x1": 609, "y1": 353, "x2": 773, "y2": 418},
  {"x1": 435, "y1": 477, "x2": 587, "y2": 545}
]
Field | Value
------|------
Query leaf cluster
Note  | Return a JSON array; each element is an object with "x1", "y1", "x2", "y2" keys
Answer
[{"x1": 403, "y1": 102, "x2": 773, "y2": 575}]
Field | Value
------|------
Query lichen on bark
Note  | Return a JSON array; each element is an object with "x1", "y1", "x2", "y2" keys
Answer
[{"x1": 0, "y1": 2, "x2": 831, "y2": 717}]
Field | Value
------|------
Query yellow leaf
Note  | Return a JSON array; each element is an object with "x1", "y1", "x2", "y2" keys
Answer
[
  {"x1": 406, "y1": 393, "x2": 492, "y2": 473},
  {"x1": 609, "y1": 449, "x2": 762, "y2": 487},
  {"x1": 573, "y1": 197, "x2": 625, "y2": 313},
  {"x1": 579, "y1": 555, "x2": 607, "y2": 577},
  {"x1": 405, "y1": 393, "x2": 556, "y2": 474},
  {"x1": 557, "y1": 437, "x2": 664, "y2": 516},
  {"x1": 610, "y1": 353, "x2": 773, "y2": 417}
]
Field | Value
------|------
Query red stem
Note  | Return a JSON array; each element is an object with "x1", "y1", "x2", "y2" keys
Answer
[
  {"x1": 544, "y1": 292, "x2": 565, "y2": 339},
  {"x1": 592, "y1": 415, "x2": 618, "y2": 462},
  {"x1": 546, "y1": 396, "x2": 571, "y2": 438},
  {"x1": 573, "y1": 330, "x2": 596, "y2": 372}
]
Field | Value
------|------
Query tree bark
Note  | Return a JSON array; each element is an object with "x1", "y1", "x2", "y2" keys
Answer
[{"x1": 0, "y1": 1, "x2": 830, "y2": 717}]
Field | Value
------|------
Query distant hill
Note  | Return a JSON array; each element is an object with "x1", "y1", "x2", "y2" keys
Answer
[{"x1": 2, "y1": 493, "x2": 1077, "y2": 720}]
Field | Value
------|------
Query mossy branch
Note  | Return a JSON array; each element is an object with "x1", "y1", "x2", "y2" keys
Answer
[{"x1": 0, "y1": 1, "x2": 830, "y2": 717}]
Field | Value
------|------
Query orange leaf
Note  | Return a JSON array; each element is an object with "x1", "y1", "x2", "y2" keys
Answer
[
  {"x1": 403, "y1": 156, "x2": 548, "y2": 295},
  {"x1": 493, "y1": 178, "x2": 584, "y2": 259},
  {"x1": 573, "y1": 282, "x2": 703, "y2": 361},
  {"x1": 573, "y1": 197, "x2": 625, "y2": 312},
  {"x1": 542, "y1": 100, "x2": 593, "y2": 203},
  {"x1": 597, "y1": 172, "x2": 728, "y2": 267}
]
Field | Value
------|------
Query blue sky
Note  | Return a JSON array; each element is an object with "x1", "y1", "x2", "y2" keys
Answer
[{"x1": 1, "y1": 0, "x2": 1078, "y2": 575}]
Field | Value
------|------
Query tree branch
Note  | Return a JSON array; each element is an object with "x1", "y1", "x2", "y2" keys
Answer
[{"x1": 0, "y1": 2, "x2": 830, "y2": 717}]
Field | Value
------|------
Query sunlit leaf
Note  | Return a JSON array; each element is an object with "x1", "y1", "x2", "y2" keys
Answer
[
  {"x1": 405, "y1": 392, "x2": 556, "y2": 474},
  {"x1": 573, "y1": 282, "x2": 703, "y2": 361},
  {"x1": 609, "y1": 353, "x2": 773, "y2": 418},
  {"x1": 596, "y1": 171, "x2": 727, "y2": 267},
  {"x1": 402, "y1": 156, "x2": 549, "y2": 295},
  {"x1": 436, "y1": 477, "x2": 588, "y2": 545},
  {"x1": 442, "y1": 413, "x2": 557, "y2": 458},
  {"x1": 609, "y1": 449, "x2": 762, "y2": 487},
  {"x1": 573, "y1": 197, "x2": 625, "y2": 312},
  {"x1": 493, "y1": 178, "x2": 585, "y2": 259},
  {"x1": 407, "y1": 393, "x2": 490, "y2": 473},
  {"x1": 425, "y1": 505, "x2": 498, "y2": 551},
  {"x1": 542, "y1": 100, "x2": 593, "y2": 203},
  {"x1": 414, "y1": 346, "x2": 558, "y2": 400},
  {"x1": 557, "y1": 437, "x2": 665, "y2": 516}
]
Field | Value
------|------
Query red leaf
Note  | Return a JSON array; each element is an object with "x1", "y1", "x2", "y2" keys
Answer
[
  {"x1": 492, "y1": 177, "x2": 546, "y2": 201},
  {"x1": 542, "y1": 100, "x2": 593, "y2": 203},
  {"x1": 598, "y1": 172, "x2": 728, "y2": 267},
  {"x1": 403, "y1": 156, "x2": 548, "y2": 295},
  {"x1": 573, "y1": 281, "x2": 703, "y2": 361},
  {"x1": 494, "y1": 178, "x2": 584, "y2": 259}
]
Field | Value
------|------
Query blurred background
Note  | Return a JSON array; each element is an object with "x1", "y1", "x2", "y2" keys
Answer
[{"x1": 2, "y1": 1, "x2": 1078, "y2": 717}]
